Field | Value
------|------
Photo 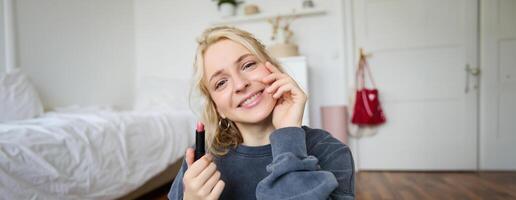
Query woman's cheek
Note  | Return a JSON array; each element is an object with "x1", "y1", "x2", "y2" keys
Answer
[{"x1": 211, "y1": 91, "x2": 232, "y2": 110}]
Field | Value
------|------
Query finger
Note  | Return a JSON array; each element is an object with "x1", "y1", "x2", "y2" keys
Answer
[
  {"x1": 265, "y1": 78, "x2": 290, "y2": 94},
  {"x1": 207, "y1": 180, "x2": 225, "y2": 200},
  {"x1": 195, "y1": 161, "x2": 217, "y2": 185},
  {"x1": 200, "y1": 171, "x2": 221, "y2": 195},
  {"x1": 265, "y1": 61, "x2": 282, "y2": 73},
  {"x1": 273, "y1": 84, "x2": 294, "y2": 99},
  {"x1": 275, "y1": 84, "x2": 307, "y2": 102},
  {"x1": 262, "y1": 72, "x2": 286, "y2": 84},
  {"x1": 185, "y1": 148, "x2": 194, "y2": 168},
  {"x1": 184, "y1": 154, "x2": 213, "y2": 179}
]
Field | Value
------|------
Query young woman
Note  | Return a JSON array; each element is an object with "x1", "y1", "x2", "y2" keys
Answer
[{"x1": 168, "y1": 26, "x2": 355, "y2": 200}]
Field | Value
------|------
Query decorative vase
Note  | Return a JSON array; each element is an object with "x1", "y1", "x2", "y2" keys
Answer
[
  {"x1": 268, "y1": 43, "x2": 300, "y2": 58},
  {"x1": 244, "y1": 4, "x2": 259, "y2": 15},
  {"x1": 219, "y1": 3, "x2": 236, "y2": 18}
]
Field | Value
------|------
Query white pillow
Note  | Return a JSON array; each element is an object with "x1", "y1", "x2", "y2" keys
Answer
[{"x1": 0, "y1": 69, "x2": 44, "y2": 122}]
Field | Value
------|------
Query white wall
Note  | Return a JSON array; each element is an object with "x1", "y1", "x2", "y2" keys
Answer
[
  {"x1": 14, "y1": 0, "x2": 135, "y2": 110},
  {"x1": 0, "y1": 0, "x2": 6, "y2": 74},
  {"x1": 10, "y1": 0, "x2": 351, "y2": 126},
  {"x1": 133, "y1": 0, "x2": 218, "y2": 113},
  {"x1": 134, "y1": 0, "x2": 350, "y2": 128}
]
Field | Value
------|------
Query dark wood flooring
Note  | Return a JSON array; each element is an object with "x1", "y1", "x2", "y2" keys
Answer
[
  {"x1": 356, "y1": 171, "x2": 516, "y2": 200},
  {"x1": 141, "y1": 171, "x2": 516, "y2": 200}
]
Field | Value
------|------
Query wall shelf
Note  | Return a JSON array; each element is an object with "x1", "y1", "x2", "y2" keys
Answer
[{"x1": 212, "y1": 8, "x2": 326, "y2": 25}]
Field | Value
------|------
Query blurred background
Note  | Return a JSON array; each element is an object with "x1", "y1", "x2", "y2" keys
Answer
[{"x1": 1, "y1": 0, "x2": 515, "y2": 199}]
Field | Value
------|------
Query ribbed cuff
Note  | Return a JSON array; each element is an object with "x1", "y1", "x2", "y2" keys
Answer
[{"x1": 269, "y1": 127, "x2": 307, "y2": 158}]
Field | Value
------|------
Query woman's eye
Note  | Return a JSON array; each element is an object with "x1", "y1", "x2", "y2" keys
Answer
[
  {"x1": 215, "y1": 79, "x2": 226, "y2": 89},
  {"x1": 242, "y1": 62, "x2": 256, "y2": 70}
]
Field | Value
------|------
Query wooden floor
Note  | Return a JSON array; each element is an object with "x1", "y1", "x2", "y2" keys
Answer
[
  {"x1": 356, "y1": 171, "x2": 516, "y2": 200},
  {"x1": 142, "y1": 171, "x2": 516, "y2": 200}
]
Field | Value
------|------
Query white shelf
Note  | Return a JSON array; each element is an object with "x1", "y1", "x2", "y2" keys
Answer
[{"x1": 212, "y1": 8, "x2": 326, "y2": 25}]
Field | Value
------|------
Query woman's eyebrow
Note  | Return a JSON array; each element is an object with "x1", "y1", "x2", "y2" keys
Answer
[
  {"x1": 208, "y1": 53, "x2": 254, "y2": 83},
  {"x1": 235, "y1": 53, "x2": 253, "y2": 64}
]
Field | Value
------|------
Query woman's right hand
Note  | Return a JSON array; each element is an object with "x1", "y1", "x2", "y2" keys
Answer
[{"x1": 183, "y1": 148, "x2": 225, "y2": 200}]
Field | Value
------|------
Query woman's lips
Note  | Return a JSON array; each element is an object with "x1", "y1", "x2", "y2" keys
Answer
[{"x1": 238, "y1": 90, "x2": 264, "y2": 109}]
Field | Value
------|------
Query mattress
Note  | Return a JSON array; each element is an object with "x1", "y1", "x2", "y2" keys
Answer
[{"x1": 0, "y1": 110, "x2": 196, "y2": 200}]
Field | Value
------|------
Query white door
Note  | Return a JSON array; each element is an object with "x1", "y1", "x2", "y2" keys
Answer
[
  {"x1": 480, "y1": 0, "x2": 516, "y2": 170},
  {"x1": 351, "y1": 0, "x2": 479, "y2": 170}
]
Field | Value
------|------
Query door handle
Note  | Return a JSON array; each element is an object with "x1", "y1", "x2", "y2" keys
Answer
[{"x1": 465, "y1": 64, "x2": 481, "y2": 93}]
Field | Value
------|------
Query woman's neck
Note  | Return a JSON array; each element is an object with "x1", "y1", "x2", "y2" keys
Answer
[{"x1": 235, "y1": 115, "x2": 276, "y2": 146}]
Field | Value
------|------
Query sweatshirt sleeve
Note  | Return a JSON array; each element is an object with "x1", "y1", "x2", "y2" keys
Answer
[
  {"x1": 307, "y1": 128, "x2": 355, "y2": 200},
  {"x1": 255, "y1": 127, "x2": 339, "y2": 200},
  {"x1": 167, "y1": 158, "x2": 187, "y2": 200}
]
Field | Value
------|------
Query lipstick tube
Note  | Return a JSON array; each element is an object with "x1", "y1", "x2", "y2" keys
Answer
[{"x1": 194, "y1": 122, "x2": 205, "y2": 161}]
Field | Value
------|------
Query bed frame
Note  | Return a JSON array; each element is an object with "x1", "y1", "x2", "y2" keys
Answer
[{"x1": 118, "y1": 157, "x2": 184, "y2": 200}]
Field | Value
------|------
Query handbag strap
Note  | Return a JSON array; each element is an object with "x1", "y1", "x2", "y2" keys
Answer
[
  {"x1": 361, "y1": 88, "x2": 374, "y2": 116},
  {"x1": 355, "y1": 50, "x2": 377, "y2": 117},
  {"x1": 355, "y1": 51, "x2": 378, "y2": 90}
]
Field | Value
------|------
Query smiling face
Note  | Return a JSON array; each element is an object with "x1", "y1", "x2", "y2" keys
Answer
[{"x1": 203, "y1": 39, "x2": 277, "y2": 124}]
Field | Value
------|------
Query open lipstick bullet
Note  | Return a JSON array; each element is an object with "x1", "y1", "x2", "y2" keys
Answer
[{"x1": 194, "y1": 122, "x2": 205, "y2": 161}]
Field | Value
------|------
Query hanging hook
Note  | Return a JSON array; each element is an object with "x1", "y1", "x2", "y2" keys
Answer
[{"x1": 359, "y1": 48, "x2": 373, "y2": 61}]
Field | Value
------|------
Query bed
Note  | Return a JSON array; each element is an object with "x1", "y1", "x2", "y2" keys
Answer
[
  {"x1": 0, "y1": 109, "x2": 195, "y2": 199},
  {"x1": 0, "y1": 70, "x2": 195, "y2": 199}
]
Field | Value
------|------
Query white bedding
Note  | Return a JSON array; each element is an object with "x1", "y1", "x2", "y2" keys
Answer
[{"x1": 0, "y1": 110, "x2": 196, "y2": 200}]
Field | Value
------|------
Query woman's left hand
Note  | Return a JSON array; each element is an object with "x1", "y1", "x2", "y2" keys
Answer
[{"x1": 262, "y1": 62, "x2": 307, "y2": 129}]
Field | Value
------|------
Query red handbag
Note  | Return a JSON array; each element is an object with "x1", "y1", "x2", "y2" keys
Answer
[{"x1": 351, "y1": 51, "x2": 386, "y2": 126}]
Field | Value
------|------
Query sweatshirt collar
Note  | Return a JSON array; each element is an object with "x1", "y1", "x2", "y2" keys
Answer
[{"x1": 232, "y1": 143, "x2": 272, "y2": 156}]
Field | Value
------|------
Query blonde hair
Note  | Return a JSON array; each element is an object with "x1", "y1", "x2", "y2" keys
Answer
[{"x1": 191, "y1": 26, "x2": 285, "y2": 156}]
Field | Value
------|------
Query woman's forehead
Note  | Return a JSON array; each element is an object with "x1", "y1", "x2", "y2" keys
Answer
[
  {"x1": 204, "y1": 40, "x2": 254, "y2": 78},
  {"x1": 205, "y1": 40, "x2": 251, "y2": 66}
]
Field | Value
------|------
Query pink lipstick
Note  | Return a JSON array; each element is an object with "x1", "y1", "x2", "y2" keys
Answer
[{"x1": 194, "y1": 122, "x2": 205, "y2": 161}]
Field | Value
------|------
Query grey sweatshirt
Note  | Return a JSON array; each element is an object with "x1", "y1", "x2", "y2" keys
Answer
[{"x1": 168, "y1": 126, "x2": 355, "y2": 200}]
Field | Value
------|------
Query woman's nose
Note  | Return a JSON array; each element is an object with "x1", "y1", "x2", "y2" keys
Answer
[{"x1": 233, "y1": 74, "x2": 250, "y2": 93}]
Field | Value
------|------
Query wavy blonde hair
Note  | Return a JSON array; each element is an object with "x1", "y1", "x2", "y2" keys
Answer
[{"x1": 191, "y1": 26, "x2": 285, "y2": 156}]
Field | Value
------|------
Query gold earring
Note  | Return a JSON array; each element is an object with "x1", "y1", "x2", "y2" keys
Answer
[{"x1": 218, "y1": 118, "x2": 231, "y2": 131}]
